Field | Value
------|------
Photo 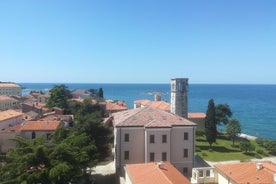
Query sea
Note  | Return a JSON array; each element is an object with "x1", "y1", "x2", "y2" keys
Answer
[{"x1": 20, "y1": 83, "x2": 276, "y2": 140}]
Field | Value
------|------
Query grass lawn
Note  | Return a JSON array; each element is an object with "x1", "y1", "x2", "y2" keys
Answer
[{"x1": 196, "y1": 134, "x2": 270, "y2": 162}]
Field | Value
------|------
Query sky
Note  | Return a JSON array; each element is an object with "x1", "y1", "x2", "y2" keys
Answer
[{"x1": 0, "y1": 0, "x2": 275, "y2": 84}]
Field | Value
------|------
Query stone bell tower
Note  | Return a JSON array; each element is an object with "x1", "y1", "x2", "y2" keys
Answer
[{"x1": 170, "y1": 78, "x2": 188, "y2": 118}]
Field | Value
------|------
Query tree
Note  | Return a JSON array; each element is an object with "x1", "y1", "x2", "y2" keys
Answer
[
  {"x1": 215, "y1": 103, "x2": 233, "y2": 125},
  {"x1": 240, "y1": 141, "x2": 255, "y2": 153},
  {"x1": 46, "y1": 84, "x2": 72, "y2": 113},
  {"x1": 226, "y1": 119, "x2": 241, "y2": 146},
  {"x1": 0, "y1": 136, "x2": 51, "y2": 183},
  {"x1": 205, "y1": 99, "x2": 217, "y2": 148},
  {"x1": 97, "y1": 87, "x2": 104, "y2": 98}
]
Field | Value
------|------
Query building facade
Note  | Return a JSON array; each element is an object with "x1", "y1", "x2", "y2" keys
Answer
[
  {"x1": 0, "y1": 95, "x2": 20, "y2": 111},
  {"x1": 0, "y1": 82, "x2": 22, "y2": 96},
  {"x1": 0, "y1": 109, "x2": 23, "y2": 130},
  {"x1": 113, "y1": 106, "x2": 196, "y2": 177}
]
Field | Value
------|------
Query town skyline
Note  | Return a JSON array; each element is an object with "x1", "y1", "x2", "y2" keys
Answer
[{"x1": 1, "y1": 1, "x2": 276, "y2": 84}]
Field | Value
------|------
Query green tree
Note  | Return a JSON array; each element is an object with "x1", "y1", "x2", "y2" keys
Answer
[
  {"x1": 215, "y1": 103, "x2": 233, "y2": 125},
  {"x1": 97, "y1": 87, "x2": 104, "y2": 98},
  {"x1": 205, "y1": 99, "x2": 217, "y2": 148},
  {"x1": 240, "y1": 141, "x2": 255, "y2": 153},
  {"x1": 226, "y1": 118, "x2": 241, "y2": 146},
  {"x1": 0, "y1": 136, "x2": 51, "y2": 184},
  {"x1": 46, "y1": 84, "x2": 72, "y2": 113}
]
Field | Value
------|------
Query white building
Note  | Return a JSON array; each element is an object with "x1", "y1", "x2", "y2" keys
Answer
[
  {"x1": 0, "y1": 95, "x2": 20, "y2": 111},
  {"x1": 113, "y1": 106, "x2": 197, "y2": 177},
  {"x1": 0, "y1": 82, "x2": 22, "y2": 96}
]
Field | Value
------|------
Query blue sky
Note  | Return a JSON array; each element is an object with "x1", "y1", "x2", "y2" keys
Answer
[{"x1": 0, "y1": 0, "x2": 275, "y2": 84}]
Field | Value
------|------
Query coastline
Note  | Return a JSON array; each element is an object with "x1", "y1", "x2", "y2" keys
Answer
[{"x1": 238, "y1": 133, "x2": 258, "y2": 140}]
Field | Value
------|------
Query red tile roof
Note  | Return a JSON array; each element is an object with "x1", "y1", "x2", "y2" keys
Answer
[
  {"x1": 0, "y1": 110, "x2": 23, "y2": 122},
  {"x1": 188, "y1": 112, "x2": 206, "y2": 119},
  {"x1": 125, "y1": 162, "x2": 191, "y2": 184},
  {"x1": 134, "y1": 100, "x2": 206, "y2": 118},
  {"x1": 113, "y1": 106, "x2": 196, "y2": 127},
  {"x1": 0, "y1": 83, "x2": 21, "y2": 88},
  {"x1": 20, "y1": 121, "x2": 61, "y2": 131},
  {"x1": 215, "y1": 161, "x2": 276, "y2": 184},
  {"x1": 106, "y1": 101, "x2": 127, "y2": 111},
  {"x1": 134, "y1": 100, "x2": 170, "y2": 111}
]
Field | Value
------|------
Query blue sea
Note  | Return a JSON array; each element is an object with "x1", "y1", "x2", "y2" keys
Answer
[{"x1": 20, "y1": 83, "x2": 276, "y2": 140}]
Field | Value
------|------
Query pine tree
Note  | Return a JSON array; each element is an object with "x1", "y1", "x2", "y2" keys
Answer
[{"x1": 205, "y1": 99, "x2": 217, "y2": 148}]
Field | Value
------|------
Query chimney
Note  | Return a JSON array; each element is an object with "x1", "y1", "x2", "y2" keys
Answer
[
  {"x1": 157, "y1": 161, "x2": 164, "y2": 169},
  {"x1": 256, "y1": 163, "x2": 263, "y2": 171},
  {"x1": 154, "y1": 93, "x2": 161, "y2": 101}
]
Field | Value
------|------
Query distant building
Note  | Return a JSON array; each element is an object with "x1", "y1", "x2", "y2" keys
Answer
[
  {"x1": 20, "y1": 120, "x2": 61, "y2": 140},
  {"x1": 125, "y1": 162, "x2": 191, "y2": 184},
  {"x1": 0, "y1": 82, "x2": 22, "y2": 96},
  {"x1": 0, "y1": 95, "x2": 20, "y2": 111},
  {"x1": 0, "y1": 120, "x2": 62, "y2": 153},
  {"x1": 105, "y1": 100, "x2": 127, "y2": 115},
  {"x1": 30, "y1": 92, "x2": 49, "y2": 103},
  {"x1": 0, "y1": 109, "x2": 23, "y2": 130}
]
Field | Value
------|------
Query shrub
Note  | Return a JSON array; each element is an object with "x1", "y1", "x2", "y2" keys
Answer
[
  {"x1": 255, "y1": 138, "x2": 264, "y2": 146},
  {"x1": 240, "y1": 141, "x2": 255, "y2": 153},
  {"x1": 256, "y1": 149, "x2": 265, "y2": 155}
]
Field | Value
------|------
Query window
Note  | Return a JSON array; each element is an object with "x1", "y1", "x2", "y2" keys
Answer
[
  {"x1": 199, "y1": 170, "x2": 204, "y2": 177},
  {"x1": 124, "y1": 133, "x2": 129, "y2": 142},
  {"x1": 46, "y1": 133, "x2": 51, "y2": 140},
  {"x1": 124, "y1": 151, "x2": 129, "y2": 160},
  {"x1": 150, "y1": 152, "x2": 155, "y2": 162},
  {"x1": 206, "y1": 170, "x2": 210, "y2": 177},
  {"x1": 150, "y1": 135, "x2": 155, "y2": 143},
  {"x1": 162, "y1": 152, "x2": 167, "y2": 161},
  {"x1": 162, "y1": 135, "x2": 167, "y2": 143},
  {"x1": 184, "y1": 132, "x2": 188, "y2": 140},
  {"x1": 31, "y1": 131, "x2": 36, "y2": 139},
  {"x1": 183, "y1": 149, "x2": 188, "y2": 158},
  {"x1": 183, "y1": 167, "x2": 188, "y2": 175}
]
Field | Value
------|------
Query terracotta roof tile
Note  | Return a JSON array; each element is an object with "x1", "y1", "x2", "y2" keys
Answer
[
  {"x1": 20, "y1": 121, "x2": 60, "y2": 131},
  {"x1": 106, "y1": 101, "x2": 127, "y2": 111},
  {"x1": 0, "y1": 95, "x2": 16, "y2": 101},
  {"x1": 215, "y1": 161, "x2": 276, "y2": 184},
  {"x1": 125, "y1": 162, "x2": 191, "y2": 184},
  {"x1": 113, "y1": 106, "x2": 196, "y2": 127},
  {"x1": 0, "y1": 83, "x2": 21, "y2": 88},
  {"x1": 134, "y1": 100, "x2": 170, "y2": 111},
  {"x1": 0, "y1": 110, "x2": 23, "y2": 122},
  {"x1": 188, "y1": 112, "x2": 206, "y2": 119}
]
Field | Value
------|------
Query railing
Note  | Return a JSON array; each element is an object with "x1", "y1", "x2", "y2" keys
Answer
[{"x1": 191, "y1": 167, "x2": 215, "y2": 184}]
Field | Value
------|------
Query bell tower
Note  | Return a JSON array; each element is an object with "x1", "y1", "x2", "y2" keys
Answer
[{"x1": 170, "y1": 78, "x2": 188, "y2": 118}]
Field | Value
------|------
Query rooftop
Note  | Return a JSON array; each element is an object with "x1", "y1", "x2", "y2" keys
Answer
[
  {"x1": 134, "y1": 99, "x2": 170, "y2": 111},
  {"x1": 125, "y1": 162, "x2": 191, "y2": 184},
  {"x1": 0, "y1": 109, "x2": 23, "y2": 122},
  {"x1": 215, "y1": 161, "x2": 276, "y2": 184},
  {"x1": 20, "y1": 121, "x2": 61, "y2": 131},
  {"x1": 0, "y1": 95, "x2": 17, "y2": 101},
  {"x1": 113, "y1": 106, "x2": 196, "y2": 127},
  {"x1": 106, "y1": 100, "x2": 127, "y2": 111},
  {"x1": 0, "y1": 83, "x2": 21, "y2": 88}
]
